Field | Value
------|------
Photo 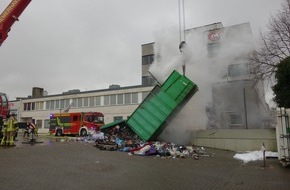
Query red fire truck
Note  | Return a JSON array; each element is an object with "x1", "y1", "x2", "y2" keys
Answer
[
  {"x1": 49, "y1": 112, "x2": 104, "y2": 136},
  {"x1": 0, "y1": 92, "x2": 9, "y2": 119},
  {"x1": 0, "y1": 92, "x2": 9, "y2": 139}
]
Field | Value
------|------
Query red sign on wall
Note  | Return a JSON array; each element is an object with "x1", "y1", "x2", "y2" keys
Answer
[{"x1": 208, "y1": 30, "x2": 221, "y2": 42}]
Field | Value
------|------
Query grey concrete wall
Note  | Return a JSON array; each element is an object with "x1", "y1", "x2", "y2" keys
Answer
[{"x1": 191, "y1": 129, "x2": 277, "y2": 152}]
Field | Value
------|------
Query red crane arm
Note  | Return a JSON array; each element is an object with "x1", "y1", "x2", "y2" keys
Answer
[{"x1": 0, "y1": 0, "x2": 31, "y2": 45}]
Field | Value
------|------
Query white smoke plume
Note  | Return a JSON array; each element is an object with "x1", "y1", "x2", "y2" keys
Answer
[{"x1": 150, "y1": 23, "x2": 254, "y2": 144}]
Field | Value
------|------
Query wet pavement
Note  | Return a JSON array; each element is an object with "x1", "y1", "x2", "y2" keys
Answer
[{"x1": 0, "y1": 133, "x2": 290, "y2": 190}]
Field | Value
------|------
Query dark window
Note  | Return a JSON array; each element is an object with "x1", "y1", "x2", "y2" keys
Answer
[
  {"x1": 114, "y1": 116, "x2": 123, "y2": 121},
  {"x1": 50, "y1": 101, "x2": 54, "y2": 110},
  {"x1": 104, "y1": 95, "x2": 110, "y2": 105},
  {"x1": 64, "y1": 99, "x2": 70, "y2": 107},
  {"x1": 55, "y1": 100, "x2": 60, "y2": 109},
  {"x1": 60, "y1": 100, "x2": 65, "y2": 109},
  {"x1": 142, "y1": 55, "x2": 154, "y2": 65},
  {"x1": 228, "y1": 63, "x2": 249, "y2": 77},
  {"x1": 1, "y1": 95, "x2": 8, "y2": 106},
  {"x1": 72, "y1": 99, "x2": 77, "y2": 108},
  {"x1": 117, "y1": 94, "x2": 123, "y2": 105},
  {"x1": 124, "y1": 93, "x2": 131, "y2": 104},
  {"x1": 142, "y1": 76, "x2": 157, "y2": 86},
  {"x1": 132, "y1": 93, "x2": 138, "y2": 104},
  {"x1": 89, "y1": 97, "x2": 94, "y2": 106},
  {"x1": 27, "y1": 103, "x2": 31, "y2": 111},
  {"x1": 84, "y1": 97, "x2": 89, "y2": 107},
  {"x1": 142, "y1": 92, "x2": 149, "y2": 101},
  {"x1": 59, "y1": 116, "x2": 71, "y2": 123},
  {"x1": 230, "y1": 113, "x2": 243, "y2": 125},
  {"x1": 85, "y1": 115, "x2": 92, "y2": 122},
  {"x1": 77, "y1": 98, "x2": 82, "y2": 107},
  {"x1": 96, "y1": 96, "x2": 101, "y2": 106},
  {"x1": 73, "y1": 115, "x2": 78, "y2": 122},
  {"x1": 110, "y1": 95, "x2": 116, "y2": 105},
  {"x1": 31, "y1": 102, "x2": 35, "y2": 110}
]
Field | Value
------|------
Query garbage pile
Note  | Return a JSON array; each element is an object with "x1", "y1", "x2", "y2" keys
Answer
[
  {"x1": 92, "y1": 125, "x2": 214, "y2": 159},
  {"x1": 95, "y1": 125, "x2": 142, "y2": 151},
  {"x1": 128, "y1": 142, "x2": 214, "y2": 159}
]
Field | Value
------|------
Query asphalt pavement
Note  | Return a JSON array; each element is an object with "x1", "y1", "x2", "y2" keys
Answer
[{"x1": 0, "y1": 134, "x2": 289, "y2": 190}]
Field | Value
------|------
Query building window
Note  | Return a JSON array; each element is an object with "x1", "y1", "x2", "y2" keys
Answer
[
  {"x1": 84, "y1": 97, "x2": 89, "y2": 107},
  {"x1": 44, "y1": 119, "x2": 50, "y2": 129},
  {"x1": 117, "y1": 94, "x2": 123, "y2": 105},
  {"x1": 64, "y1": 99, "x2": 70, "y2": 107},
  {"x1": 30, "y1": 102, "x2": 34, "y2": 110},
  {"x1": 207, "y1": 42, "x2": 220, "y2": 57},
  {"x1": 125, "y1": 93, "x2": 131, "y2": 104},
  {"x1": 132, "y1": 93, "x2": 138, "y2": 104},
  {"x1": 142, "y1": 92, "x2": 149, "y2": 101},
  {"x1": 50, "y1": 100, "x2": 55, "y2": 110},
  {"x1": 55, "y1": 100, "x2": 60, "y2": 109},
  {"x1": 36, "y1": 119, "x2": 42, "y2": 129},
  {"x1": 114, "y1": 116, "x2": 123, "y2": 121},
  {"x1": 45, "y1": 101, "x2": 49, "y2": 110},
  {"x1": 110, "y1": 95, "x2": 116, "y2": 105},
  {"x1": 40, "y1": 102, "x2": 44, "y2": 110},
  {"x1": 230, "y1": 113, "x2": 243, "y2": 125},
  {"x1": 60, "y1": 99, "x2": 65, "y2": 109},
  {"x1": 142, "y1": 54, "x2": 154, "y2": 65},
  {"x1": 89, "y1": 97, "x2": 95, "y2": 107},
  {"x1": 77, "y1": 98, "x2": 82, "y2": 107},
  {"x1": 228, "y1": 63, "x2": 249, "y2": 77},
  {"x1": 96, "y1": 96, "x2": 101, "y2": 106},
  {"x1": 35, "y1": 102, "x2": 43, "y2": 110},
  {"x1": 142, "y1": 76, "x2": 156, "y2": 86},
  {"x1": 72, "y1": 98, "x2": 77, "y2": 108},
  {"x1": 104, "y1": 95, "x2": 110, "y2": 106}
]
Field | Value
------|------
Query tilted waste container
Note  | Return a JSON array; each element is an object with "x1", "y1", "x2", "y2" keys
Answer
[{"x1": 101, "y1": 70, "x2": 198, "y2": 141}]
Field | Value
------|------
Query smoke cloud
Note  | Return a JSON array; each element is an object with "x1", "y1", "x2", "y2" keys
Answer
[{"x1": 150, "y1": 23, "x2": 254, "y2": 144}]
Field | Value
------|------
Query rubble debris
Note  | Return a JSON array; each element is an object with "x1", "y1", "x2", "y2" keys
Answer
[{"x1": 92, "y1": 125, "x2": 214, "y2": 159}]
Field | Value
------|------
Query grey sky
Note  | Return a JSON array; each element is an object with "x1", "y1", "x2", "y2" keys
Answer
[{"x1": 0, "y1": 0, "x2": 282, "y2": 100}]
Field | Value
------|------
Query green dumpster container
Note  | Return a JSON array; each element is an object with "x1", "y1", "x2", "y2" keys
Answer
[{"x1": 127, "y1": 70, "x2": 198, "y2": 141}]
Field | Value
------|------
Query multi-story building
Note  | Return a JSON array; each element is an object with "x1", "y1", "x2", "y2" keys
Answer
[{"x1": 141, "y1": 22, "x2": 270, "y2": 129}]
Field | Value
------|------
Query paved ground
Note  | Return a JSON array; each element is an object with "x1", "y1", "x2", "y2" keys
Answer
[{"x1": 0, "y1": 134, "x2": 289, "y2": 190}]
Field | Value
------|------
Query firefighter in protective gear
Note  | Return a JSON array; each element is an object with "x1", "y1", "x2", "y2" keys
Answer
[
  {"x1": 0, "y1": 119, "x2": 7, "y2": 146},
  {"x1": 4, "y1": 114, "x2": 17, "y2": 146}
]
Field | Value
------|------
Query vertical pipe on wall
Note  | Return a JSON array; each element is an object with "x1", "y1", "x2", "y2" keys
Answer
[{"x1": 243, "y1": 88, "x2": 248, "y2": 129}]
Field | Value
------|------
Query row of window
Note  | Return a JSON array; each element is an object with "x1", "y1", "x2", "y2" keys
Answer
[{"x1": 23, "y1": 92, "x2": 150, "y2": 111}]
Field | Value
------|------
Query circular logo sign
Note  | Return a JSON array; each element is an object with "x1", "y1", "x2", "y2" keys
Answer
[{"x1": 208, "y1": 30, "x2": 221, "y2": 42}]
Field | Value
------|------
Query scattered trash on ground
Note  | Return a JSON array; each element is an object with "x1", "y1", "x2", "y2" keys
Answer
[
  {"x1": 48, "y1": 126, "x2": 215, "y2": 160},
  {"x1": 93, "y1": 125, "x2": 215, "y2": 159}
]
